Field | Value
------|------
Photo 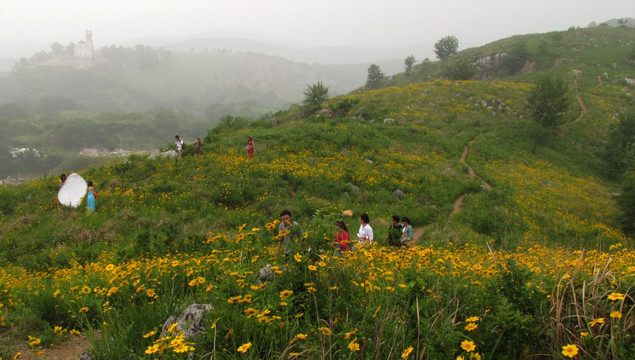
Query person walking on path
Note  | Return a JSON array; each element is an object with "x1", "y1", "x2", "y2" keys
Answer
[{"x1": 401, "y1": 216, "x2": 414, "y2": 247}]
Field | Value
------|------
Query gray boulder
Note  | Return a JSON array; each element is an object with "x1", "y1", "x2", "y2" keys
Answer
[{"x1": 160, "y1": 303, "x2": 213, "y2": 339}]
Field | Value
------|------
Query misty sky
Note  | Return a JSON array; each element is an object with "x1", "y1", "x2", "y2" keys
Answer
[{"x1": 1, "y1": 0, "x2": 633, "y2": 54}]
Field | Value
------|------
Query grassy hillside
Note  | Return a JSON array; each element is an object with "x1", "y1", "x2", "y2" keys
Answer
[{"x1": 0, "y1": 26, "x2": 634, "y2": 359}]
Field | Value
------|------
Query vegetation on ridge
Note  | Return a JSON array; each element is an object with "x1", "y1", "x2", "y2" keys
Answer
[{"x1": 0, "y1": 25, "x2": 634, "y2": 359}]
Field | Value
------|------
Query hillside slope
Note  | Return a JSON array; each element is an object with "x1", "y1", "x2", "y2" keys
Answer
[{"x1": 0, "y1": 26, "x2": 633, "y2": 359}]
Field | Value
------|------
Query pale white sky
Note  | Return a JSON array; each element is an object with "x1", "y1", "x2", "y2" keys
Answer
[{"x1": 0, "y1": 0, "x2": 632, "y2": 54}]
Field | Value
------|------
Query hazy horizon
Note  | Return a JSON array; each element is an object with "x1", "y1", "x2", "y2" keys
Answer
[{"x1": 1, "y1": 0, "x2": 633, "y2": 60}]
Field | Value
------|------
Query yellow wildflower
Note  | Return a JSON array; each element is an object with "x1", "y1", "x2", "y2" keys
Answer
[
  {"x1": 401, "y1": 346, "x2": 414, "y2": 358},
  {"x1": 461, "y1": 340, "x2": 476, "y2": 352},
  {"x1": 561, "y1": 344, "x2": 579, "y2": 358},
  {"x1": 237, "y1": 342, "x2": 252, "y2": 353},
  {"x1": 610, "y1": 311, "x2": 622, "y2": 319}
]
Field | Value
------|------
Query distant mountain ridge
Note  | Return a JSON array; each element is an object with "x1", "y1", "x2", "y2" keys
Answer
[{"x1": 158, "y1": 36, "x2": 434, "y2": 66}]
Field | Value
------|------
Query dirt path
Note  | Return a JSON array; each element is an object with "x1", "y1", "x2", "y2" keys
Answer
[
  {"x1": 573, "y1": 94, "x2": 587, "y2": 123},
  {"x1": 453, "y1": 141, "x2": 492, "y2": 214},
  {"x1": 597, "y1": 75, "x2": 603, "y2": 86},
  {"x1": 11, "y1": 336, "x2": 92, "y2": 360},
  {"x1": 460, "y1": 142, "x2": 492, "y2": 190}
]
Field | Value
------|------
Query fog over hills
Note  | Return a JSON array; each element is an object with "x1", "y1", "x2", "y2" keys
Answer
[{"x1": 0, "y1": 28, "x2": 434, "y2": 74}]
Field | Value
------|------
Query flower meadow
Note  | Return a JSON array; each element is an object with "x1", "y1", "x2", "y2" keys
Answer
[
  {"x1": 0, "y1": 229, "x2": 633, "y2": 359},
  {"x1": 1, "y1": 80, "x2": 633, "y2": 359}
]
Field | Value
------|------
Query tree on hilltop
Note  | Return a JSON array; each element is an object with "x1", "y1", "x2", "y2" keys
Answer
[
  {"x1": 404, "y1": 55, "x2": 416, "y2": 74},
  {"x1": 303, "y1": 81, "x2": 330, "y2": 109},
  {"x1": 434, "y1": 35, "x2": 459, "y2": 62},
  {"x1": 366, "y1": 64, "x2": 385, "y2": 90}
]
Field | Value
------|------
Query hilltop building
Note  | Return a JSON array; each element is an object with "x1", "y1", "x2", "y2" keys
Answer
[{"x1": 74, "y1": 30, "x2": 94, "y2": 58}]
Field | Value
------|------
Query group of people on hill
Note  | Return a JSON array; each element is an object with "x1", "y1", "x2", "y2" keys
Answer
[
  {"x1": 174, "y1": 135, "x2": 204, "y2": 158},
  {"x1": 331, "y1": 213, "x2": 414, "y2": 253},
  {"x1": 173, "y1": 135, "x2": 254, "y2": 158},
  {"x1": 276, "y1": 210, "x2": 415, "y2": 259}
]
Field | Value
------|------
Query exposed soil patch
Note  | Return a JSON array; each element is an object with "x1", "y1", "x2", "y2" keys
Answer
[
  {"x1": 12, "y1": 336, "x2": 92, "y2": 360},
  {"x1": 573, "y1": 94, "x2": 587, "y2": 123}
]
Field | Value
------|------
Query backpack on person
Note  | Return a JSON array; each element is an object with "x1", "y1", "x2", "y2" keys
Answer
[{"x1": 387, "y1": 224, "x2": 403, "y2": 246}]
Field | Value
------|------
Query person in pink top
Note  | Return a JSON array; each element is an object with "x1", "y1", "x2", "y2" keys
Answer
[
  {"x1": 332, "y1": 221, "x2": 350, "y2": 253},
  {"x1": 247, "y1": 136, "x2": 255, "y2": 158}
]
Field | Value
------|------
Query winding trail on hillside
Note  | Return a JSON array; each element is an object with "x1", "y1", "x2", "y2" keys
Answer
[
  {"x1": 413, "y1": 141, "x2": 492, "y2": 243},
  {"x1": 453, "y1": 141, "x2": 492, "y2": 214},
  {"x1": 573, "y1": 94, "x2": 587, "y2": 123},
  {"x1": 597, "y1": 75, "x2": 604, "y2": 86}
]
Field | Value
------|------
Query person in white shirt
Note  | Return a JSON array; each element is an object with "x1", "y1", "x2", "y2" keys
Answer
[
  {"x1": 356, "y1": 213, "x2": 373, "y2": 247},
  {"x1": 175, "y1": 135, "x2": 184, "y2": 158}
]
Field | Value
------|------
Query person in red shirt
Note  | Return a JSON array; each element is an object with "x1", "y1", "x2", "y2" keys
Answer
[
  {"x1": 247, "y1": 136, "x2": 254, "y2": 158},
  {"x1": 332, "y1": 221, "x2": 350, "y2": 253}
]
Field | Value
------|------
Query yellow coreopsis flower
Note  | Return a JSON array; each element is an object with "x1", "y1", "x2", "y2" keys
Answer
[
  {"x1": 465, "y1": 316, "x2": 480, "y2": 322},
  {"x1": 465, "y1": 323, "x2": 478, "y2": 331},
  {"x1": 460, "y1": 340, "x2": 476, "y2": 352},
  {"x1": 172, "y1": 342, "x2": 195, "y2": 353},
  {"x1": 344, "y1": 328, "x2": 358, "y2": 339},
  {"x1": 106, "y1": 287, "x2": 119, "y2": 297},
  {"x1": 145, "y1": 343, "x2": 162, "y2": 354},
  {"x1": 610, "y1": 311, "x2": 622, "y2": 319},
  {"x1": 295, "y1": 333, "x2": 308, "y2": 340},
  {"x1": 607, "y1": 292, "x2": 624, "y2": 301},
  {"x1": 561, "y1": 344, "x2": 579, "y2": 358},
  {"x1": 589, "y1": 318, "x2": 605, "y2": 327},
  {"x1": 294, "y1": 253, "x2": 302, "y2": 262},
  {"x1": 401, "y1": 346, "x2": 414, "y2": 358},
  {"x1": 318, "y1": 326, "x2": 332, "y2": 336},
  {"x1": 237, "y1": 342, "x2": 252, "y2": 353},
  {"x1": 280, "y1": 290, "x2": 293, "y2": 299},
  {"x1": 27, "y1": 335, "x2": 41, "y2": 347},
  {"x1": 308, "y1": 265, "x2": 317, "y2": 271},
  {"x1": 142, "y1": 330, "x2": 157, "y2": 338},
  {"x1": 348, "y1": 338, "x2": 360, "y2": 351}
]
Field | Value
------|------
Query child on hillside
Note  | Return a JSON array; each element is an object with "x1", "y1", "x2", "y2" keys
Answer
[{"x1": 332, "y1": 221, "x2": 350, "y2": 254}]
